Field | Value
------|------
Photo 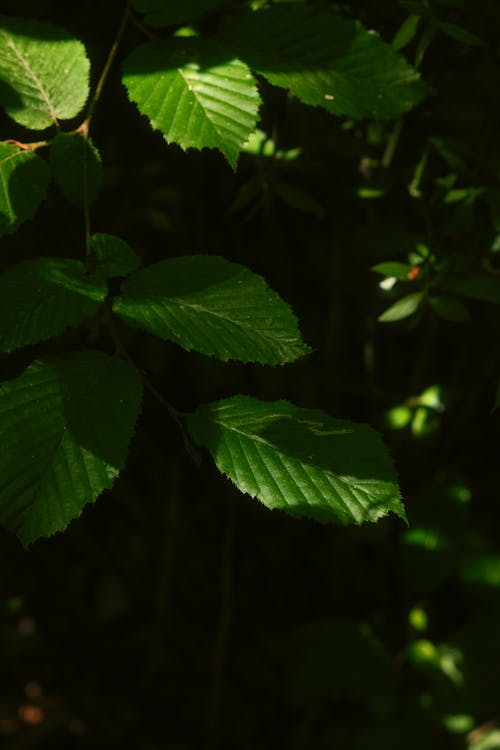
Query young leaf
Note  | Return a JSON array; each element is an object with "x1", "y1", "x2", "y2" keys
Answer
[
  {"x1": 215, "y1": 6, "x2": 429, "y2": 120},
  {"x1": 133, "y1": 0, "x2": 222, "y2": 27},
  {"x1": 122, "y1": 38, "x2": 261, "y2": 168},
  {"x1": 0, "y1": 258, "x2": 107, "y2": 352},
  {"x1": 89, "y1": 233, "x2": 141, "y2": 278},
  {"x1": 0, "y1": 15, "x2": 90, "y2": 130},
  {"x1": 49, "y1": 132, "x2": 102, "y2": 207},
  {"x1": 0, "y1": 142, "x2": 50, "y2": 235},
  {"x1": 372, "y1": 262, "x2": 413, "y2": 280},
  {"x1": 378, "y1": 292, "x2": 423, "y2": 322},
  {"x1": 113, "y1": 255, "x2": 310, "y2": 364},
  {"x1": 0, "y1": 350, "x2": 142, "y2": 546},
  {"x1": 187, "y1": 396, "x2": 405, "y2": 525}
]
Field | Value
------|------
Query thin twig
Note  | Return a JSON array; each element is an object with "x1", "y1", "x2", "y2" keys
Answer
[
  {"x1": 78, "y1": 1, "x2": 132, "y2": 266},
  {"x1": 103, "y1": 305, "x2": 202, "y2": 465},
  {"x1": 84, "y1": 0, "x2": 133, "y2": 130},
  {"x1": 4, "y1": 139, "x2": 49, "y2": 151}
]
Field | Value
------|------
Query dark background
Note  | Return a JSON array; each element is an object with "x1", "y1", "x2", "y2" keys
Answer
[{"x1": 1, "y1": 1, "x2": 500, "y2": 748}]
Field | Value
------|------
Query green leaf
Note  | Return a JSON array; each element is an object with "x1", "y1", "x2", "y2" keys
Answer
[
  {"x1": 0, "y1": 15, "x2": 90, "y2": 130},
  {"x1": 49, "y1": 132, "x2": 102, "y2": 207},
  {"x1": 439, "y1": 22, "x2": 485, "y2": 47},
  {"x1": 429, "y1": 295, "x2": 470, "y2": 322},
  {"x1": 441, "y1": 274, "x2": 500, "y2": 305},
  {"x1": 113, "y1": 255, "x2": 310, "y2": 364},
  {"x1": 122, "y1": 38, "x2": 261, "y2": 168},
  {"x1": 392, "y1": 14, "x2": 421, "y2": 51},
  {"x1": 378, "y1": 292, "x2": 423, "y2": 322},
  {"x1": 0, "y1": 351, "x2": 142, "y2": 546},
  {"x1": 0, "y1": 258, "x2": 107, "y2": 352},
  {"x1": 187, "y1": 395, "x2": 405, "y2": 525},
  {"x1": 89, "y1": 233, "x2": 141, "y2": 278},
  {"x1": 216, "y1": 6, "x2": 429, "y2": 119},
  {"x1": 273, "y1": 180, "x2": 324, "y2": 218},
  {"x1": 0, "y1": 142, "x2": 50, "y2": 235},
  {"x1": 372, "y1": 261, "x2": 412, "y2": 280},
  {"x1": 133, "y1": 0, "x2": 222, "y2": 27}
]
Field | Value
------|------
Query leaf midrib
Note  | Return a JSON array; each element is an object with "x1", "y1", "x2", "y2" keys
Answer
[
  {"x1": 0, "y1": 31, "x2": 58, "y2": 123},
  {"x1": 122, "y1": 293, "x2": 298, "y2": 346}
]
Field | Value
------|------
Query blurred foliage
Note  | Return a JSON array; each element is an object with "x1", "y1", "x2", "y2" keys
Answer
[{"x1": 1, "y1": 0, "x2": 500, "y2": 748}]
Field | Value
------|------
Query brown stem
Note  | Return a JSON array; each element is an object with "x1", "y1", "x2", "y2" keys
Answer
[{"x1": 4, "y1": 139, "x2": 49, "y2": 151}]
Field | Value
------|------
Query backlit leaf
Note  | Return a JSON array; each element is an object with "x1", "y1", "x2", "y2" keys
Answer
[
  {"x1": 379, "y1": 292, "x2": 423, "y2": 322},
  {"x1": 122, "y1": 37, "x2": 260, "y2": 168},
  {"x1": 188, "y1": 395, "x2": 405, "y2": 525},
  {"x1": 0, "y1": 15, "x2": 90, "y2": 130}
]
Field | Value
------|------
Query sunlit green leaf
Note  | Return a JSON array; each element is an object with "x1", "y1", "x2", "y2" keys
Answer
[
  {"x1": 122, "y1": 38, "x2": 260, "y2": 168},
  {"x1": 378, "y1": 292, "x2": 423, "y2": 322},
  {"x1": 188, "y1": 395, "x2": 405, "y2": 525},
  {"x1": 0, "y1": 15, "x2": 90, "y2": 130}
]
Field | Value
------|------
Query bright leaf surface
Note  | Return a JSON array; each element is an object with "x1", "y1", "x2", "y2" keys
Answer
[
  {"x1": 372, "y1": 262, "x2": 412, "y2": 280},
  {"x1": 187, "y1": 395, "x2": 405, "y2": 525},
  {"x1": 0, "y1": 351, "x2": 142, "y2": 546},
  {"x1": 89, "y1": 233, "x2": 141, "y2": 279},
  {"x1": 122, "y1": 37, "x2": 260, "y2": 168},
  {"x1": 379, "y1": 292, "x2": 423, "y2": 322},
  {"x1": 113, "y1": 255, "x2": 310, "y2": 364},
  {"x1": 133, "y1": 0, "x2": 222, "y2": 27},
  {"x1": 0, "y1": 15, "x2": 90, "y2": 130},
  {"x1": 0, "y1": 258, "x2": 107, "y2": 352},
  {"x1": 49, "y1": 133, "x2": 102, "y2": 207},
  {"x1": 0, "y1": 142, "x2": 50, "y2": 235},
  {"x1": 216, "y1": 6, "x2": 428, "y2": 119}
]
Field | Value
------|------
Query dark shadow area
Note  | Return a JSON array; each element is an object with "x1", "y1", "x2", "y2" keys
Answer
[{"x1": 1, "y1": 0, "x2": 500, "y2": 749}]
